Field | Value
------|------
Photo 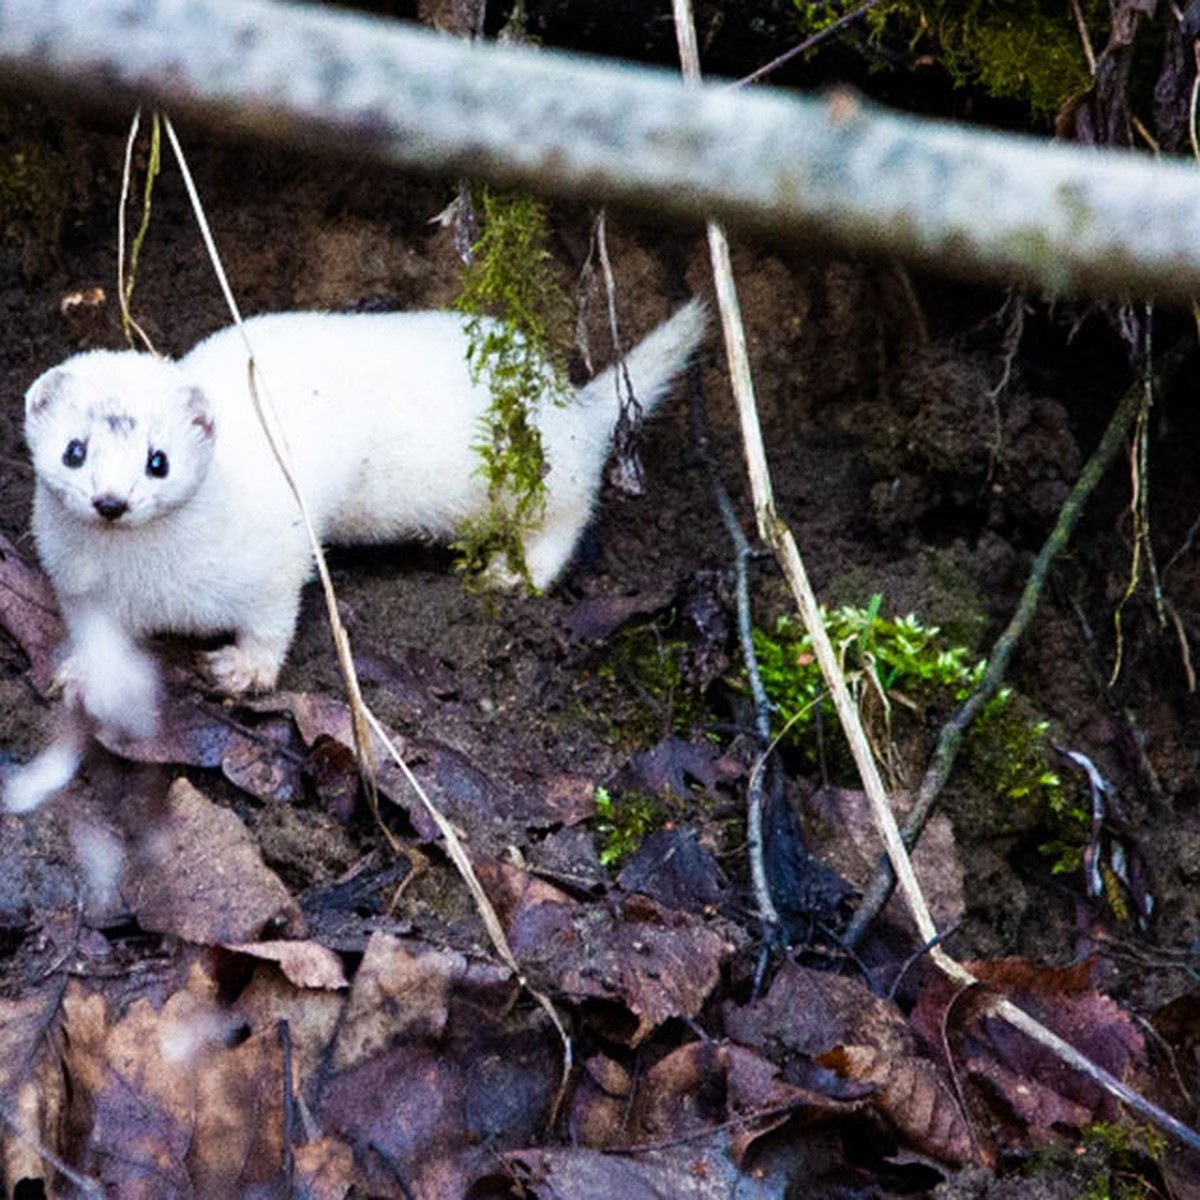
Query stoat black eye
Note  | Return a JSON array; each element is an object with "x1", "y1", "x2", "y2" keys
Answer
[
  {"x1": 62, "y1": 439, "x2": 87, "y2": 469},
  {"x1": 146, "y1": 449, "x2": 169, "y2": 479}
]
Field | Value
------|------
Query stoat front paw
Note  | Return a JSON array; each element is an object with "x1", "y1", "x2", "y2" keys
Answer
[
  {"x1": 57, "y1": 636, "x2": 160, "y2": 740},
  {"x1": 204, "y1": 642, "x2": 283, "y2": 696}
]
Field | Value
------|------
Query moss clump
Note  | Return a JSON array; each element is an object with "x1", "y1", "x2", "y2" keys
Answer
[
  {"x1": 566, "y1": 606, "x2": 724, "y2": 756},
  {"x1": 796, "y1": 1, "x2": 1101, "y2": 117},
  {"x1": 964, "y1": 693, "x2": 1071, "y2": 845},
  {"x1": 593, "y1": 786, "x2": 668, "y2": 868},
  {"x1": 1026, "y1": 1121, "x2": 1167, "y2": 1200},
  {"x1": 591, "y1": 618, "x2": 714, "y2": 745},
  {"x1": 0, "y1": 103, "x2": 87, "y2": 276},
  {"x1": 752, "y1": 597, "x2": 1076, "y2": 847},
  {"x1": 752, "y1": 595, "x2": 990, "y2": 764},
  {"x1": 454, "y1": 189, "x2": 571, "y2": 586}
]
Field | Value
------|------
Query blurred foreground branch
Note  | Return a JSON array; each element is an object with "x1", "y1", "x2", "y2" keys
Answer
[{"x1": 4, "y1": 0, "x2": 1200, "y2": 300}]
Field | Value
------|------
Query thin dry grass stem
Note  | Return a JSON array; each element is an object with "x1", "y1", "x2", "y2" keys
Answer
[
  {"x1": 593, "y1": 210, "x2": 645, "y2": 491},
  {"x1": 675, "y1": 6, "x2": 781, "y2": 938},
  {"x1": 160, "y1": 113, "x2": 572, "y2": 1107},
  {"x1": 671, "y1": 0, "x2": 1200, "y2": 1156},
  {"x1": 117, "y1": 109, "x2": 159, "y2": 355},
  {"x1": 1070, "y1": 0, "x2": 1098, "y2": 77}
]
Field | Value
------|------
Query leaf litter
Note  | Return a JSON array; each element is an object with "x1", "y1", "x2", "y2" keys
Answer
[{"x1": 0, "y1": 534, "x2": 1198, "y2": 1197}]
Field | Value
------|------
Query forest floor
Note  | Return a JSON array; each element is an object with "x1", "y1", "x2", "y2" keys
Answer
[{"x1": 1, "y1": 59, "x2": 1200, "y2": 1198}]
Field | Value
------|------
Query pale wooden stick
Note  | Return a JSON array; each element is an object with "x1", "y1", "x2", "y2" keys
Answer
[
  {"x1": 162, "y1": 114, "x2": 573, "y2": 1103},
  {"x1": 670, "y1": 0, "x2": 1200, "y2": 1156}
]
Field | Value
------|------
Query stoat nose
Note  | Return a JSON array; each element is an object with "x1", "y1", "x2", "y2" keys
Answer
[{"x1": 93, "y1": 495, "x2": 129, "y2": 522}]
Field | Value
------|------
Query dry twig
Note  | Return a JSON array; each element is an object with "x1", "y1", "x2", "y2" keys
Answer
[
  {"x1": 161, "y1": 114, "x2": 574, "y2": 1113},
  {"x1": 671, "y1": 0, "x2": 1200, "y2": 1158},
  {"x1": 10, "y1": 0, "x2": 1200, "y2": 299}
]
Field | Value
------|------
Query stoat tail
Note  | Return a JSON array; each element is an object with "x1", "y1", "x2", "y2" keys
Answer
[{"x1": 580, "y1": 298, "x2": 707, "y2": 415}]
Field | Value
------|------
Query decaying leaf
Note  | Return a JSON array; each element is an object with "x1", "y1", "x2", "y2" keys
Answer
[
  {"x1": 125, "y1": 777, "x2": 304, "y2": 944},
  {"x1": 319, "y1": 932, "x2": 560, "y2": 1198},
  {"x1": 911, "y1": 957, "x2": 1148, "y2": 1153},
  {"x1": 805, "y1": 784, "x2": 965, "y2": 936},
  {"x1": 58, "y1": 966, "x2": 288, "y2": 1195},
  {"x1": 564, "y1": 587, "x2": 674, "y2": 641},
  {"x1": 616, "y1": 826, "x2": 726, "y2": 913},
  {"x1": 820, "y1": 1044, "x2": 975, "y2": 1165},
  {"x1": 725, "y1": 959, "x2": 916, "y2": 1062},
  {"x1": 220, "y1": 938, "x2": 348, "y2": 990},
  {"x1": 0, "y1": 532, "x2": 63, "y2": 693},
  {"x1": 96, "y1": 692, "x2": 305, "y2": 803},
  {"x1": 478, "y1": 858, "x2": 737, "y2": 1045}
]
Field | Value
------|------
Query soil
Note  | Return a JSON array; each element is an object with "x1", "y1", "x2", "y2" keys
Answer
[{"x1": 2, "y1": 33, "x2": 1200, "y2": 1197}]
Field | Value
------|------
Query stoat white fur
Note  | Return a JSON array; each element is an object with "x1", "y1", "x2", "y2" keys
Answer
[{"x1": 24, "y1": 302, "x2": 705, "y2": 712}]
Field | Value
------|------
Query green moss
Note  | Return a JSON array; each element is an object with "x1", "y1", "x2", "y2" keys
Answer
[
  {"x1": 597, "y1": 620, "x2": 710, "y2": 740},
  {"x1": 593, "y1": 786, "x2": 668, "y2": 868},
  {"x1": 752, "y1": 595, "x2": 991, "y2": 759},
  {"x1": 0, "y1": 103, "x2": 87, "y2": 276},
  {"x1": 749, "y1": 598, "x2": 1073, "y2": 839},
  {"x1": 1026, "y1": 1121, "x2": 1167, "y2": 1199},
  {"x1": 964, "y1": 693, "x2": 1072, "y2": 844},
  {"x1": 797, "y1": 1, "x2": 1102, "y2": 117},
  {"x1": 454, "y1": 188, "x2": 572, "y2": 586}
]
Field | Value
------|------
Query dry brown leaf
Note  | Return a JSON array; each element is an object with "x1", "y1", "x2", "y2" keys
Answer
[
  {"x1": 228, "y1": 956, "x2": 345, "y2": 1090},
  {"x1": 96, "y1": 692, "x2": 305, "y2": 803},
  {"x1": 0, "y1": 988, "x2": 62, "y2": 1095},
  {"x1": 59, "y1": 965, "x2": 291, "y2": 1195},
  {"x1": 262, "y1": 691, "x2": 497, "y2": 839},
  {"x1": 617, "y1": 826, "x2": 726, "y2": 913},
  {"x1": 564, "y1": 587, "x2": 675, "y2": 641},
  {"x1": 725, "y1": 959, "x2": 916, "y2": 1062},
  {"x1": 221, "y1": 939, "x2": 348, "y2": 990},
  {"x1": 330, "y1": 932, "x2": 507, "y2": 1073},
  {"x1": 292, "y1": 1136, "x2": 364, "y2": 1199},
  {"x1": 479, "y1": 859, "x2": 736, "y2": 1046},
  {"x1": 625, "y1": 1041, "x2": 849, "y2": 1152},
  {"x1": 911, "y1": 956, "x2": 1148, "y2": 1153},
  {"x1": 805, "y1": 784, "x2": 965, "y2": 935},
  {"x1": 500, "y1": 1134, "x2": 821, "y2": 1199},
  {"x1": 125, "y1": 777, "x2": 304, "y2": 944},
  {"x1": 317, "y1": 934, "x2": 558, "y2": 1199},
  {"x1": 821, "y1": 1044, "x2": 975, "y2": 1166},
  {"x1": 0, "y1": 989, "x2": 69, "y2": 1195},
  {"x1": 190, "y1": 1020, "x2": 290, "y2": 1195},
  {"x1": 0, "y1": 533, "x2": 63, "y2": 693}
]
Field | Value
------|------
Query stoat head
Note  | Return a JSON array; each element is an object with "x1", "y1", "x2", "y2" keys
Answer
[{"x1": 25, "y1": 350, "x2": 217, "y2": 528}]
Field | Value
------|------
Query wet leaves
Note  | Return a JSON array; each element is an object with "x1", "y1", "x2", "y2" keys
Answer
[
  {"x1": 126, "y1": 777, "x2": 304, "y2": 944},
  {"x1": 0, "y1": 545, "x2": 1195, "y2": 1195},
  {"x1": 911, "y1": 958, "x2": 1149, "y2": 1158}
]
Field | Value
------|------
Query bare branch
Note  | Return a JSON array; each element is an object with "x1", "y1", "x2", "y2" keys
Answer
[{"x1": 5, "y1": 0, "x2": 1200, "y2": 299}]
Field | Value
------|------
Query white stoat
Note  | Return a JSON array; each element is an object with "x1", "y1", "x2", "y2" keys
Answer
[{"x1": 23, "y1": 301, "x2": 706, "y2": 712}]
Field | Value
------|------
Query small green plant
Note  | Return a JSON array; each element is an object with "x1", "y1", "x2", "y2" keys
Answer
[
  {"x1": 455, "y1": 188, "x2": 571, "y2": 585},
  {"x1": 753, "y1": 594, "x2": 990, "y2": 748},
  {"x1": 752, "y1": 596, "x2": 1072, "y2": 837},
  {"x1": 593, "y1": 786, "x2": 667, "y2": 868}
]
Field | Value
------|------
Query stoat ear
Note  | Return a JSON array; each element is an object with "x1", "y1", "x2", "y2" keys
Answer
[
  {"x1": 25, "y1": 368, "x2": 70, "y2": 422},
  {"x1": 180, "y1": 386, "x2": 216, "y2": 441}
]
